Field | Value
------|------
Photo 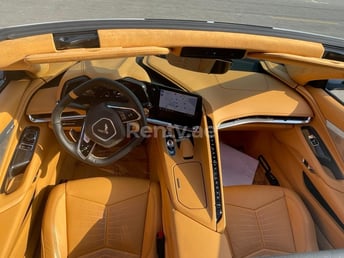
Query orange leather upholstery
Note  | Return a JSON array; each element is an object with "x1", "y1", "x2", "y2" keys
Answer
[
  {"x1": 41, "y1": 177, "x2": 161, "y2": 258},
  {"x1": 223, "y1": 185, "x2": 318, "y2": 257}
]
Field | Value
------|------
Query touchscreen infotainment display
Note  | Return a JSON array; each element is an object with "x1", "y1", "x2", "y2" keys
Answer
[
  {"x1": 148, "y1": 83, "x2": 202, "y2": 129},
  {"x1": 159, "y1": 89, "x2": 198, "y2": 116}
]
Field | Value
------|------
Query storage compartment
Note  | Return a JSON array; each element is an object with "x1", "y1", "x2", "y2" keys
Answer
[{"x1": 173, "y1": 162, "x2": 207, "y2": 209}]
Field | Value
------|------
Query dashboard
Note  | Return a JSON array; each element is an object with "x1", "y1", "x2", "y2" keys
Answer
[{"x1": 60, "y1": 76, "x2": 203, "y2": 131}]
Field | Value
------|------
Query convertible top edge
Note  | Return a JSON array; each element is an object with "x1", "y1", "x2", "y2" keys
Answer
[{"x1": 0, "y1": 19, "x2": 343, "y2": 45}]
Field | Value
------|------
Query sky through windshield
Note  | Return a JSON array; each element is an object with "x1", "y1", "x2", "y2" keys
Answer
[{"x1": 1, "y1": 0, "x2": 343, "y2": 39}]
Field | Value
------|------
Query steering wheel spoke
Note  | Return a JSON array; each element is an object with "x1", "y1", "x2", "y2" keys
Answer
[{"x1": 77, "y1": 124, "x2": 96, "y2": 159}]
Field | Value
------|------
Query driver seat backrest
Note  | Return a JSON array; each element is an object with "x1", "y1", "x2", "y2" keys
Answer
[{"x1": 41, "y1": 177, "x2": 161, "y2": 258}]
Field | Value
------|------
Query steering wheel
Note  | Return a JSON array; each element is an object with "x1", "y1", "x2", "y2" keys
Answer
[{"x1": 52, "y1": 77, "x2": 146, "y2": 166}]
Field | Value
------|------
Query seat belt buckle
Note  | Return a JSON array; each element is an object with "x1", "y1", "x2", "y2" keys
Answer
[{"x1": 156, "y1": 231, "x2": 165, "y2": 258}]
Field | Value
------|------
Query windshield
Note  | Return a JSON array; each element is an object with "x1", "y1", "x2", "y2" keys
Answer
[{"x1": 1, "y1": 0, "x2": 343, "y2": 39}]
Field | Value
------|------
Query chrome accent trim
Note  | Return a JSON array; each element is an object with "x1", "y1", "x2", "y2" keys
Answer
[
  {"x1": 147, "y1": 118, "x2": 172, "y2": 127},
  {"x1": 28, "y1": 114, "x2": 85, "y2": 123},
  {"x1": 29, "y1": 113, "x2": 199, "y2": 132},
  {"x1": 76, "y1": 121, "x2": 96, "y2": 160},
  {"x1": 218, "y1": 117, "x2": 312, "y2": 130}
]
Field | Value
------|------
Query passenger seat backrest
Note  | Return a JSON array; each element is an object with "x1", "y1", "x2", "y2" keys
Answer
[{"x1": 223, "y1": 185, "x2": 318, "y2": 257}]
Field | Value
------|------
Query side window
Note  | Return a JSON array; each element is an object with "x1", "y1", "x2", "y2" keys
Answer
[{"x1": 325, "y1": 79, "x2": 344, "y2": 103}]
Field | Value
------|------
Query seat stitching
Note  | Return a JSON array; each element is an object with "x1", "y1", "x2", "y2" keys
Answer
[
  {"x1": 141, "y1": 181, "x2": 152, "y2": 257},
  {"x1": 67, "y1": 191, "x2": 149, "y2": 206},
  {"x1": 284, "y1": 192, "x2": 297, "y2": 252},
  {"x1": 104, "y1": 204, "x2": 108, "y2": 248},
  {"x1": 47, "y1": 188, "x2": 66, "y2": 258},
  {"x1": 223, "y1": 224, "x2": 234, "y2": 255},
  {"x1": 257, "y1": 190, "x2": 296, "y2": 253},
  {"x1": 255, "y1": 208, "x2": 265, "y2": 252},
  {"x1": 225, "y1": 196, "x2": 285, "y2": 211},
  {"x1": 69, "y1": 193, "x2": 146, "y2": 257},
  {"x1": 242, "y1": 195, "x2": 294, "y2": 254},
  {"x1": 64, "y1": 184, "x2": 69, "y2": 256}
]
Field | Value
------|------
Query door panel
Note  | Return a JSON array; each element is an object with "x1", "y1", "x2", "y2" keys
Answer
[
  {"x1": 290, "y1": 86, "x2": 344, "y2": 248},
  {"x1": 0, "y1": 78, "x2": 43, "y2": 257},
  {"x1": 326, "y1": 120, "x2": 344, "y2": 163}
]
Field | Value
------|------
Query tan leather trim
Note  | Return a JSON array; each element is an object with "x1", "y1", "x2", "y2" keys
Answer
[
  {"x1": 296, "y1": 87, "x2": 344, "y2": 191},
  {"x1": 0, "y1": 79, "x2": 28, "y2": 131},
  {"x1": 0, "y1": 29, "x2": 324, "y2": 71},
  {"x1": 98, "y1": 29, "x2": 324, "y2": 57},
  {"x1": 224, "y1": 185, "x2": 318, "y2": 257},
  {"x1": 173, "y1": 162, "x2": 207, "y2": 209},
  {"x1": 25, "y1": 46, "x2": 169, "y2": 64},
  {"x1": 0, "y1": 80, "x2": 27, "y2": 185},
  {"x1": 260, "y1": 61, "x2": 298, "y2": 88},
  {"x1": 306, "y1": 87, "x2": 344, "y2": 132},
  {"x1": 26, "y1": 58, "x2": 152, "y2": 118},
  {"x1": 41, "y1": 184, "x2": 67, "y2": 258},
  {"x1": 142, "y1": 182, "x2": 162, "y2": 258},
  {"x1": 0, "y1": 184, "x2": 37, "y2": 258},
  {"x1": 25, "y1": 87, "x2": 57, "y2": 116},
  {"x1": 149, "y1": 131, "x2": 216, "y2": 230},
  {"x1": 255, "y1": 125, "x2": 344, "y2": 248},
  {"x1": 41, "y1": 177, "x2": 161, "y2": 258},
  {"x1": 172, "y1": 209, "x2": 232, "y2": 258},
  {"x1": 0, "y1": 77, "x2": 57, "y2": 258},
  {"x1": 285, "y1": 187, "x2": 318, "y2": 252},
  {"x1": 160, "y1": 183, "x2": 232, "y2": 258},
  {"x1": 56, "y1": 58, "x2": 151, "y2": 101},
  {"x1": 9, "y1": 207, "x2": 33, "y2": 258},
  {"x1": 144, "y1": 56, "x2": 313, "y2": 126},
  {"x1": 0, "y1": 109, "x2": 61, "y2": 257},
  {"x1": 0, "y1": 34, "x2": 55, "y2": 69},
  {"x1": 147, "y1": 117, "x2": 226, "y2": 232},
  {"x1": 303, "y1": 87, "x2": 344, "y2": 180},
  {"x1": 249, "y1": 52, "x2": 344, "y2": 85}
]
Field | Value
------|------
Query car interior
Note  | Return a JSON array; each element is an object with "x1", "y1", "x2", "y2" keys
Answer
[{"x1": 1, "y1": 25, "x2": 344, "y2": 257}]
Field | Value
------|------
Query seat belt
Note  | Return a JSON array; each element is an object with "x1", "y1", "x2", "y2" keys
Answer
[{"x1": 258, "y1": 155, "x2": 280, "y2": 186}]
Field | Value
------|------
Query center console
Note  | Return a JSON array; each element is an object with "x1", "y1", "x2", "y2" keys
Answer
[{"x1": 148, "y1": 115, "x2": 229, "y2": 258}]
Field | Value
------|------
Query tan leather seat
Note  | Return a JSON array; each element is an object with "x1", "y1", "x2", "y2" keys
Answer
[
  {"x1": 223, "y1": 185, "x2": 318, "y2": 257},
  {"x1": 41, "y1": 177, "x2": 161, "y2": 258}
]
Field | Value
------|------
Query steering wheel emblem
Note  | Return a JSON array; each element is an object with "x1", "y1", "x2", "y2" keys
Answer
[
  {"x1": 97, "y1": 123, "x2": 109, "y2": 135},
  {"x1": 92, "y1": 118, "x2": 116, "y2": 141}
]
